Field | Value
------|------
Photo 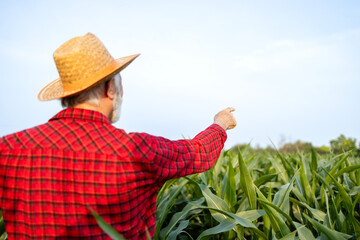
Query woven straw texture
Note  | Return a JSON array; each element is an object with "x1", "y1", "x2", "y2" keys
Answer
[{"x1": 38, "y1": 33, "x2": 139, "y2": 101}]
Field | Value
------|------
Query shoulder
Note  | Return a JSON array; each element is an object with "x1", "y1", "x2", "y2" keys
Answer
[{"x1": 0, "y1": 123, "x2": 49, "y2": 150}]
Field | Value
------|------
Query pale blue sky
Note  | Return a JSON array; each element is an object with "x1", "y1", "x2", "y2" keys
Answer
[{"x1": 1, "y1": 0, "x2": 359, "y2": 149}]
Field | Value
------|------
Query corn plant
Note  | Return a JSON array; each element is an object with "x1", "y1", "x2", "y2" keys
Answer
[{"x1": 155, "y1": 149, "x2": 360, "y2": 239}]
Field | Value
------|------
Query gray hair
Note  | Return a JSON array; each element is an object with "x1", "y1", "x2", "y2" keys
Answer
[{"x1": 61, "y1": 74, "x2": 121, "y2": 108}]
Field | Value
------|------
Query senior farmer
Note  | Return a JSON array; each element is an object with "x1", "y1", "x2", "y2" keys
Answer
[{"x1": 0, "y1": 33, "x2": 236, "y2": 239}]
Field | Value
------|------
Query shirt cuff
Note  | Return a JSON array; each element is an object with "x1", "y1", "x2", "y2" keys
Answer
[{"x1": 209, "y1": 123, "x2": 227, "y2": 140}]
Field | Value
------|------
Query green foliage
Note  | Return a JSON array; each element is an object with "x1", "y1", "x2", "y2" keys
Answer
[
  {"x1": 89, "y1": 207, "x2": 127, "y2": 240},
  {"x1": 230, "y1": 134, "x2": 360, "y2": 156},
  {"x1": 89, "y1": 207, "x2": 152, "y2": 240},
  {"x1": 279, "y1": 140, "x2": 313, "y2": 153},
  {"x1": 155, "y1": 150, "x2": 360, "y2": 239},
  {"x1": 330, "y1": 134, "x2": 359, "y2": 156},
  {"x1": 0, "y1": 211, "x2": 6, "y2": 240},
  {"x1": 279, "y1": 141, "x2": 330, "y2": 155}
]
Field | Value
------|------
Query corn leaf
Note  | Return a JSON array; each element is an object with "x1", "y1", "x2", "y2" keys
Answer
[
  {"x1": 313, "y1": 171, "x2": 335, "y2": 196},
  {"x1": 89, "y1": 207, "x2": 126, "y2": 240},
  {"x1": 278, "y1": 230, "x2": 296, "y2": 240},
  {"x1": 324, "y1": 167, "x2": 360, "y2": 238},
  {"x1": 213, "y1": 153, "x2": 225, "y2": 194},
  {"x1": 300, "y1": 156, "x2": 314, "y2": 205},
  {"x1": 198, "y1": 183, "x2": 231, "y2": 222},
  {"x1": 160, "y1": 198, "x2": 204, "y2": 239},
  {"x1": 272, "y1": 183, "x2": 292, "y2": 215},
  {"x1": 254, "y1": 173, "x2": 278, "y2": 187},
  {"x1": 187, "y1": 202, "x2": 257, "y2": 229},
  {"x1": 325, "y1": 152, "x2": 351, "y2": 183},
  {"x1": 0, "y1": 233, "x2": 7, "y2": 240},
  {"x1": 289, "y1": 197, "x2": 326, "y2": 222},
  {"x1": 257, "y1": 199, "x2": 295, "y2": 228},
  {"x1": 145, "y1": 228, "x2": 152, "y2": 240},
  {"x1": 294, "y1": 222, "x2": 316, "y2": 240},
  {"x1": 255, "y1": 186, "x2": 291, "y2": 238},
  {"x1": 155, "y1": 178, "x2": 188, "y2": 239},
  {"x1": 167, "y1": 220, "x2": 190, "y2": 240},
  {"x1": 224, "y1": 159, "x2": 236, "y2": 209},
  {"x1": 268, "y1": 156, "x2": 289, "y2": 183},
  {"x1": 273, "y1": 171, "x2": 297, "y2": 215},
  {"x1": 271, "y1": 140, "x2": 295, "y2": 176},
  {"x1": 333, "y1": 165, "x2": 360, "y2": 179},
  {"x1": 196, "y1": 218, "x2": 237, "y2": 240},
  {"x1": 349, "y1": 186, "x2": 360, "y2": 196},
  {"x1": 238, "y1": 152, "x2": 257, "y2": 209},
  {"x1": 0, "y1": 214, "x2": 5, "y2": 237},
  {"x1": 236, "y1": 210, "x2": 266, "y2": 221},
  {"x1": 324, "y1": 188, "x2": 334, "y2": 229},
  {"x1": 263, "y1": 186, "x2": 272, "y2": 238},
  {"x1": 322, "y1": 167, "x2": 353, "y2": 213},
  {"x1": 311, "y1": 147, "x2": 318, "y2": 171},
  {"x1": 303, "y1": 214, "x2": 352, "y2": 240}
]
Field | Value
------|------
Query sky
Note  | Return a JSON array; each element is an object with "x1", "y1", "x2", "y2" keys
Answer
[{"x1": 0, "y1": 0, "x2": 359, "y2": 149}]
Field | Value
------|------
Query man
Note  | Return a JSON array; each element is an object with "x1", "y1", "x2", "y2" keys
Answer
[{"x1": 0, "y1": 33, "x2": 236, "y2": 239}]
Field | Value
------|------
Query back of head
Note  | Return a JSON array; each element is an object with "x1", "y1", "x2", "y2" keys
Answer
[{"x1": 61, "y1": 74, "x2": 122, "y2": 109}]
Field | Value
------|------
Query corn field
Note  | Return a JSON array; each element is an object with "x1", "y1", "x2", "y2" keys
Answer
[
  {"x1": 154, "y1": 148, "x2": 360, "y2": 240},
  {"x1": 1, "y1": 148, "x2": 360, "y2": 239}
]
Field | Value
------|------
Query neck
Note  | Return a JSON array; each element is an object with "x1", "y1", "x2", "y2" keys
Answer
[{"x1": 73, "y1": 101, "x2": 112, "y2": 120}]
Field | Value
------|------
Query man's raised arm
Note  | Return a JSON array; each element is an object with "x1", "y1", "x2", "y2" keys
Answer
[{"x1": 130, "y1": 108, "x2": 237, "y2": 182}]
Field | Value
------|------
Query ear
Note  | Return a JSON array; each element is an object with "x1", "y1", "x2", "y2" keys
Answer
[{"x1": 105, "y1": 79, "x2": 116, "y2": 100}]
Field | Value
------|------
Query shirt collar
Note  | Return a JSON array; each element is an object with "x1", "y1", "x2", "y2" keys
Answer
[{"x1": 49, "y1": 108, "x2": 111, "y2": 125}]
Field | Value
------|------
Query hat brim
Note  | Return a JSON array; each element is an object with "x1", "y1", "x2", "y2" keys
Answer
[{"x1": 38, "y1": 54, "x2": 140, "y2": 101}]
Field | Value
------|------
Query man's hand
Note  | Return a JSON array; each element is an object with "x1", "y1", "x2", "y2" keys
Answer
[{"x1": 214, "y1": 107, "x2": 237, "y2": 131}]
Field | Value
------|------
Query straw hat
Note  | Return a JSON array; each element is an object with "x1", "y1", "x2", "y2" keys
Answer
[{"x1": 38, "y1": 33, "x2": 139, "y2": 101}]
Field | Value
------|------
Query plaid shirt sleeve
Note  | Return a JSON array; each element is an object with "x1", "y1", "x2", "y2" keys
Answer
[{"x1": 127, "y1": 124, "x2": 227, "y2": 182}]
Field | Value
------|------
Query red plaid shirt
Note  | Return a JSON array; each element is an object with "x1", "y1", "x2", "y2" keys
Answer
[{"x1": 0, "y1": 108, "x2": 226, "y2": 239}]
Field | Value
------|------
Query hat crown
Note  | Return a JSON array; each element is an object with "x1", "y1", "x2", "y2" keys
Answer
[
  {"x1": 38, "y1": 33, "x2": 139, "y2": 101},
  {"x1": 53, "y1": 33, "x2": 114, "y2": 89}
]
